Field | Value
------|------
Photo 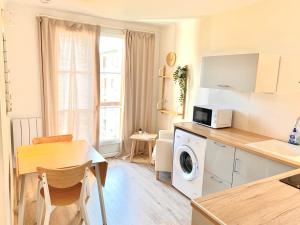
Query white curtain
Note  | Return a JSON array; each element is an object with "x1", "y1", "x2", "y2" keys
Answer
[{"x1": 38, "y1": 17, "x2": 100, "y2": 148}]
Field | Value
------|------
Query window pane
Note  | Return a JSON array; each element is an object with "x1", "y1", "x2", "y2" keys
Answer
[
  {"x1": 100, "y1": 34, "x2": 124, "y2": 144},
  {"x1": 101, "y1": 73, "x2": 121, "y2": 103},
  {"x1": 58, "y1": 72, "x2": 92, "y2": 110},
  {"x1": 58, "y1": 32, "x2": 72, "y2": 71},
  {"x1": 100, "y1": 107, "x2": 121, "y2": 141},
  {"x1": 76, "y1": 73, "x2": 92, "y2": 109},
  {"x1": 59, "y1": 110, "x2": 93, "y2": 143},
  {"x1": 58, "y1": 72, "x2": 70, "y2": 111},
  {"x1": 100, "y1": 36, "x2": 123, "y2": 73},
  {"x1": 74, "y1": 34, "x2": 93, "y2": 72}
]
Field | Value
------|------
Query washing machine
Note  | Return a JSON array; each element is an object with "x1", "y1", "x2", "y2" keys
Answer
[{"x1": 172, "y1": 128, "x2": 207, "y2": 199}]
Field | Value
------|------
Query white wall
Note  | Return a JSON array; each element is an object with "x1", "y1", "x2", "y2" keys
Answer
[
  {"x1": 158, "y1": 0, "x2": 300, "y2": 141},
  {"x1": 0, "y1": 1, "x2": 13, "y2": 224},
  {"x1": 6, "y1": 2, "x2": 161, "y2": 132}
]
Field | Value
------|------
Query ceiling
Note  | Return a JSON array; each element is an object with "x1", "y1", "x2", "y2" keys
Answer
[{"x1": 7, "y1": 0, "x2": 263, "y2": 22}]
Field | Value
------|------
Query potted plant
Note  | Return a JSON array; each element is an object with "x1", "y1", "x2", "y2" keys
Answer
[{"x1": 173, "y1": 65, "x2": 188, "y2": 107}]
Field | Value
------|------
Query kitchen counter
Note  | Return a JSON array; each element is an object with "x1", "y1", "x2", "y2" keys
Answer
[
  {"x1": 174, "y1": 122, "x2": 300, "y2": 167},
  {"x1": 174, "y1": 122, "x2": 300, "y2": 225},
  {"x1": 191, "y1": 168, "x2": 300, "y2": 225}
]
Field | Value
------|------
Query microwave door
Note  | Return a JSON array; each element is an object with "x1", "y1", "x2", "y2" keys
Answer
[{"x1": 194, "y1": 107, "x2": 212, "y2": 126}]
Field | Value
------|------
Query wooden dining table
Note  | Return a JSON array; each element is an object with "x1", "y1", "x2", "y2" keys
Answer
[{"x1": 16, "y1": 140, "x2": 108, "y2": 225}]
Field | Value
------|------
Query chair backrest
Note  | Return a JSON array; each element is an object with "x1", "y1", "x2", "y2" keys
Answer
[
  {"x1": 37, "y1": 160, "x2": 92, "y2": 188},
  {"x1": 32, "y1": 134, "x2": 73, "y2": 145}
]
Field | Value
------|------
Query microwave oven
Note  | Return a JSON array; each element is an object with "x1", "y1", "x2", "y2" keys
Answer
[{"x1": 193, "y1": 105, "x2": 233, "y2": 128}]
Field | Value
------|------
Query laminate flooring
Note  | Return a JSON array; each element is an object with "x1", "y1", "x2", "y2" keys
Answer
[{"x1": 15, "y1": 159, "x2": 191, "y2": 225}]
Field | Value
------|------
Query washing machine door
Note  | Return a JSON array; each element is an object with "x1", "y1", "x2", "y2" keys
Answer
[{"x1": 175, "y1": 145, "x2": 199, "y2": 181}]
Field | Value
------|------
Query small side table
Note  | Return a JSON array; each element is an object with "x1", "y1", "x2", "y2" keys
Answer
[{"x1": 130, "y1": 133, "x2": 157, "y2": 164}]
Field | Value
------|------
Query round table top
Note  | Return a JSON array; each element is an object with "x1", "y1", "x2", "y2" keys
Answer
[{"x1": 130, "y1": 133, "x2": 157, "y2": 141}]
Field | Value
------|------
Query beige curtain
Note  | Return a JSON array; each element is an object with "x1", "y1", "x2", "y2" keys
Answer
[
  {"x1": 122, "y1": 30, "x2": 155, "y2": 154},
  {"x1": 38, "y1": 17, "x2": 100, "y2": 148}
]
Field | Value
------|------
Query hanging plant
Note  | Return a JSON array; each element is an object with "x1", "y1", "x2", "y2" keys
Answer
[{"x1": 173, "y1": 65, "x2": 188, "y2": 106}]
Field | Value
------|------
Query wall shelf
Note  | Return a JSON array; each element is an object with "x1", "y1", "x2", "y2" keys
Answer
[
  {"x1": 157, "y1": 64, "x2": 187, "y2": 119},
  {"x1": 158, "y1": 109, "x2": 183, "y2": 116},
  {"x1": 158, "y1": 75, "x2": 172, "y2": 79}
]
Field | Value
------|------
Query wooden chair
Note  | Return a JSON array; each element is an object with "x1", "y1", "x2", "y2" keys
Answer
[
  {"x1": 36, "y1": 160, "x2": 92, "y2": 225},
  {"x1": 32, "y1": 134, "x2": 73, "y2": 145}
]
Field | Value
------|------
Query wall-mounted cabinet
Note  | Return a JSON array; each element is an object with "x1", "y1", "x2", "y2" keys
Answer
[
  {"x1": 200, "y1": 53, "x2": 280, "y2": 93},
  {"x1": 277, "y1": 55, "x2": 300, "y2": 93}
]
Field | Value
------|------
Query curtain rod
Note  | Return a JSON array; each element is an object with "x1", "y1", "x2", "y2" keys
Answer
[{"x1": 37, "y1": 14, "x2": 156, "y2": 34}]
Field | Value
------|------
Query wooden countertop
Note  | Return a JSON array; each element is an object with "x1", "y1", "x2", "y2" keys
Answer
[
  {"x1": 174, "y1": 122, "x2": 300, "y2": 168},
  {"x1": 191, "y1": 168, "x2": 300, "y2": 225}
]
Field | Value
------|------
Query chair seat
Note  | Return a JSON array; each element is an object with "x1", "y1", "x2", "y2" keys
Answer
[{"x1": 40, "y1": 183, "x2": 82, "y2": 206}]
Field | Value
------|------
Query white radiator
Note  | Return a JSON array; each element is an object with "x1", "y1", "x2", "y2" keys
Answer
[{"x1": 11, "y1": 117, "x2": 43, "y2": 166}]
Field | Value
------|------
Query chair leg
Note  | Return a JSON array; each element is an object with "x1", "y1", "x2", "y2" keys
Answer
[
  {"x1": 80, "y1": 200, "x2": 90, "y2": 225},
  {"x1": 156, "y1": 171, "x2": 160, "y2": 180},
  {"x1": 76, "y1": 201, "x2": 81, "y2": 212},
  {"x1": 38, "y1": 200, "x2": 45, "y2": 225},
  {"x1": 36, "y1": 182, "x2": 42, "y2": 223},
  {"x1": 78, "y1": 201, "x2": 84, "y2": 221},
  {"x1": 36, "y1": 194, "x2": 41, "y2": 224},
  {"x1": 86, "y1": 183, "x2": 90, "y2": 199},
  {"x1": 43, "y1": 207, "x2": 51, "y2": 225}
]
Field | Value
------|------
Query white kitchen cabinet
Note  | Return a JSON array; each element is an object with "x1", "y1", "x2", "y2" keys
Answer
[
  {"x1": 200, "y1": 53, "x2": 280, "y2": 93},
  {"x1": 204, "y1": 139, "x2": 235, "y2": 183},
  {"x1": 277, "y1": 55, "x2": 300, "y2": 93},
  {"x1": 202, "y1": 170, "x2": 231, "y2": 196},
  {"x1": 232, "y1": 148, "x2": 294, "y2": 187},
  {"x1": 232, "y1": 149, "x2": 268, "y2": 186},
  {"x1": 267, "y1": 159, "x2": 294, "y2": 176}
]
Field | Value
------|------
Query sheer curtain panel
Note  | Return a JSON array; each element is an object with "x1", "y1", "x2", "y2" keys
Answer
[
  {"x1": 38, "y1": 17, "x2": 100, "y2": 148},
  {"x1": 122, "y1": 30, "x2": 155, "y2": 154}
]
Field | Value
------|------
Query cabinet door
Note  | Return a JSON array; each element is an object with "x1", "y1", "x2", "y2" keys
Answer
[
  {"x1": 267, "y1": 159, "x2": 294, "y2": 177},
  {"x1": 202, "y1": 170, "x2": 231, "y2": 196},
  {"x1": 200, "y1": 54, "x2": 259, "y2": 92},
  {"x1": 277, "y1": 55, "x2": 300, "y2": 93},
  {"x1": 232, "y1": 149, "x2": 269, "y2": 187},
  {"x1": 205, "y1": 139, "x2": 235, "y2": 183},
  {"x1": 232, "y1": 149, "x2": 294, "y2": 187},
  {"x1": 255, "y1": 54, "x2": 280, "y2": 93}
]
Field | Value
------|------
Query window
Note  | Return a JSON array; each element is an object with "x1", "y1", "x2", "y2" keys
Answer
[{"x1": 99, "y1": 33, "x2": 124, "y2": 144}]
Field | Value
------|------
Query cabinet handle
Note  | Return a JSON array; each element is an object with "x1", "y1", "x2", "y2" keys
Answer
[
  {"x1": 233, "y1": 158, "x2": 240, "y2": 173},
  {"x1": 217, "y1": 84, "x2": 231, "y2": 88},
  {"x1": 210, "y1": 176, "x2": 223, "y2": 184},
  {"x1": 214, "y1": 141, "x2": 227, "y2": 148}
]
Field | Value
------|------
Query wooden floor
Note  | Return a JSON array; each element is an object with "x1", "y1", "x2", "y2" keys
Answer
[{"x1": 16, "y1": 159, "x2": 191, "y2": 225}]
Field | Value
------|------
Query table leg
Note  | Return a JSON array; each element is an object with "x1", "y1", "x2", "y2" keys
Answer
[
  {"x1": 95, "y1": 164, "x2": 107, "y2": 225},
  {"x1": 17, "y1": 175, "x2": 26, "y2": 225},
  {"x1": 148, "y1": 141, "x2": 153, "y2": 164},
  {"x1": 135, "y1": 142, "x2": 140, "y2": 154},
  {"x1": 130, "y1": 140, "x2": 136, "y2": 162}
]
